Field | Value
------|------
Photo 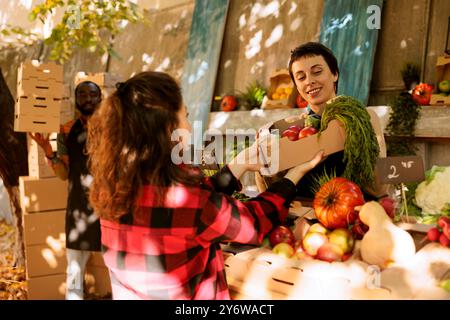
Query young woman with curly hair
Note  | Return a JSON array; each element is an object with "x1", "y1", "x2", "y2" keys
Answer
[{"x1": 87, "y1": 71, "x2": 323, "y2": 300}]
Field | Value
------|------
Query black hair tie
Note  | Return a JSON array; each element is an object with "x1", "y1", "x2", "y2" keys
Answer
[{"x1": 115, "y1": 81, "x2": 127, "y2": 94}]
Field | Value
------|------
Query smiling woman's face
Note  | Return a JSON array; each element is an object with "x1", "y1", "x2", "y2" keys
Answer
[{"x1": 291, "y1": 55, "x2": 338, "y2": 114}]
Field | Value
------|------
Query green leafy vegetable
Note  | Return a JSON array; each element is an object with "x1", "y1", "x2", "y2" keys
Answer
[{"x1": 319, "y1": 96, "x2": 380, "y2": 191}]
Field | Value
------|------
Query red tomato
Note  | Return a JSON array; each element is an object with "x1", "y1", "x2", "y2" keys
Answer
[
  {"x1": 296, "y1": 95, "x2": 308, "y2": 108},
  {"x1": 298, "y1": 126, "x2": 318, "y2": 139},
  {"x1": 221, "y1": 95, "x2": 238, "y2": 112},
  {"x1": 313, "y1": 177, "x2": 365, "y2": 229},
  {"x1": 411, "y1": 83, "x2": 434, "y2": 105}
]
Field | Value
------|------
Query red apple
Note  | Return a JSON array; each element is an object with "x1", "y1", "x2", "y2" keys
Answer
[
  {"x1": 298, "y1": 126, "x2": 318, "y2": 139},
  {"x1": 296, "y1": 95, "x2": 308, "y2": 108},
  {"x1": 281, "y1": 125, "x2": 302, "y2": 141},
  {"x1": 342, "y1": 252, "x2": 353, "y2": 262},
  {"x1": 351, "y1": 215, "x2": 369, "y2": 240},
  {"x1": 427, "y1": 227, "x2": 441, "y2": 242},
  {"x1": 378, "y1": 197, "x2": 396, "y2": 219},
  {"x1": 328, "y1": 228, "x2": 354, "y2": 254},
  {"x1": 272, "y1": 242, "x2": 295, "y2": 258},
  {"x1": 221, "y1": 95, "x2": 238, "y2": 112},
  {"x1": 316, "y1": 243, "x2": 344, "y2": 263},
  {"x1": 438, "y1": 216, "x2": 450, "y2": 240},
  {"x1": 439, "y1": 233, "x2": 450, "y2": 247},
  {"x1": 302, "y1": 232, "x2": 328, "y2": 256},
  {"x1": 269, "y1": 225, "x2": 296, "y2": 247}
]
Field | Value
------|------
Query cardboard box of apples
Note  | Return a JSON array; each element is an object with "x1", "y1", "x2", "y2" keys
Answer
[
  {"x1": 257, "y1": 115, "x2": 346, "y2": 177},
  {"x1": 430, "y1": 56, "x2": 450, "y2": 105}
]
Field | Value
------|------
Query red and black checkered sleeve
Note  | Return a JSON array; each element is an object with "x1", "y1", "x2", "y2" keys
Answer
[{"x1": 195, "y1": 178, "x2": 297, "y2": 247}]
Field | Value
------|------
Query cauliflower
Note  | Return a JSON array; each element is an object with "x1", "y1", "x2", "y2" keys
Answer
[{"x1": 415, "y1": 166, "x2": 450, "y2": 215}]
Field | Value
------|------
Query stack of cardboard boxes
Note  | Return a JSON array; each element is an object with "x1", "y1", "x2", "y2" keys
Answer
[
  {"x1": 16, "y1": 62, "x2": 112, "y2": 299},
  {"x1": 14, "y1": 61, "x2": 63, "y2": 133},
  {"x1": 20, "y1": 171, "x2": 68, "y2": 300}
]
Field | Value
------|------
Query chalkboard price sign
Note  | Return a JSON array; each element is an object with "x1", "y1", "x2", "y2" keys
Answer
[{"x1": 376, "y1": 156, "x2": 425, "y2": 184}]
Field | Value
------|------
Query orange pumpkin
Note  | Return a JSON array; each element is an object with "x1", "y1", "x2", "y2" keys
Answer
[{"x1": 313, "y1": 177, "x2": 365, "y2": 229}]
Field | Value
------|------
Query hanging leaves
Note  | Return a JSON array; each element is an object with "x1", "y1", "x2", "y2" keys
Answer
[{"x1": 1, "y1": 0, "x2": 144, "y2": 63}]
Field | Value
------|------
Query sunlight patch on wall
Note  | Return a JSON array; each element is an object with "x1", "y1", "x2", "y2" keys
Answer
[
  {"x1": 155, "y1": 57, "x2": 171, "y2": 72},
  {"x1": 290, "y1": 17, "x2": 303, "y2": 32},
  {"x1": 322, "y1": 14, "x2": 353, "y2": 40},
  {"x1": 101, "y1": 53, "x2": 109, "y2": 65},
  {"x1": 239, "y1": 14, "x2": 247, "y2": 29},
  {"x1": 250, "y1": 61, "x2": 264, "y2": 74},
  {"x1": 142, "y1": 53, "x2": 154, "y2": 65},
  {"x1": 352, "y1": 45, "x2": 363, "y2": 56},
  {"x1": 400, "y1": 40, "x2": 407, "y2": 49},
  {"x1": 259, "y1": 1, "x2": 280, "y2": 19},
  {"x1": 19, "y1": 0, "x2": 33, "y2": 9},
  {"x1": 265, "y1": 24, "x2": 283, "y2": 48},
  {"x1": 224, "y1": 60, "x2": 232, "y2": 69},
  {"x1": 288, "y1": 2, "x2": 297, "y2": 15},
  {"x1": 245, "y1": 30, "x2": 263, "y2": 59},
  {"x1": 188, "y1": 60, "x2": 208, "y2": 84}
]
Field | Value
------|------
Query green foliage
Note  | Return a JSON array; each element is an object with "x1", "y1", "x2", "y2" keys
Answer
[
  {"x1": 320, "y1": 96, "x2": 380, "y2": 191},
  {"x1": 386, "y1": 93, "x2": 421, "y2": 156},
  {"x1": 237, "y1": 81, "x2": 267, "y2": 110},
  {"x1": 400, "y1": 62, "x2": 420, "y2": 90},
  {"x1": 309, "y1": 168, "x2": 337, "y2": 195},
  {"x1": 2, "y1": 0, "x2": 143, "y2": 63}
]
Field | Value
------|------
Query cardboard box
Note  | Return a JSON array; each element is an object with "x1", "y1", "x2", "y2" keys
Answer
[
  {"x1": 261, "y1": 69, "x2": 297, "y2": 110},
  {"x1": 258, "y1": 118, "x2": 346, "y2": 176},
  {"x1": 28, "y1": 163, "x2": 55, "y2": 179},
  {"x1": 19, "y1": 176, "x2": 68, "y2": 213},
  {"x1": 257, "y1": 109, "x2": 387, "y2": 179},
  {"x1": 27, "y1": 273, "x2": 66, "y2": 300},
  {"x1": 18, "y1": 60, "x2": 63, "y2": 82},
  {"x1": 16, "y1": 96, "x2": 61, "y2": 118},
  {"x1": 25, "y1": 242, "x2": 67, "y2": 278},
  {"x1": 430, "y1": 56, "x2": 450, "y2": 105},
  {"x1": 17, "y1": 78, "x2": 64, "y2": 99},
  {"x1": 14, "y1": 113, "x2": 60, "y2": 133},
  {"x1": 84, "y1": 266, "x2": 112, "y2": 296},
  {"x1": 23, "y1": 210, "x2": 65, "y2": 246}
]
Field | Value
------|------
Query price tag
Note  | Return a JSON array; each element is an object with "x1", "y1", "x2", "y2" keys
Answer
[{"x1": 376, "y1": 156, "x2": 425, "y2": 184}]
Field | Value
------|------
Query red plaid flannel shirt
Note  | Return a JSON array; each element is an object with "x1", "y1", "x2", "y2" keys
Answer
[{"x1": 100, "y1": 165, "x2": 297, "y2": 300}]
